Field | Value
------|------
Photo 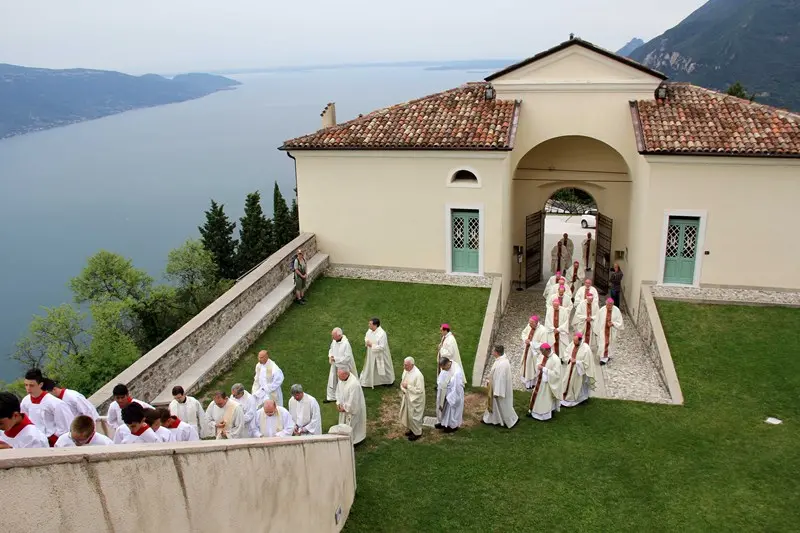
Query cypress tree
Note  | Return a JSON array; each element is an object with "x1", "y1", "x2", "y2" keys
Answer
[
  {"x1": 290, "y1": 195, "x2": 300, "y2": 239},
  {"x1": 198, "y1": 200, "x2": 238, "y2": 280},
  {"x1": 236, "y1": 191, "x2": 275, "y2": 276},
  {"x1": 272, "y1": 182, "x2": 294, "y2": 248}
]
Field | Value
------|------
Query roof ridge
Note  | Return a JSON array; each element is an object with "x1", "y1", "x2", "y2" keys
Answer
[{"x1": 670, "y1": 83, "x2": 800, "y2": 120}]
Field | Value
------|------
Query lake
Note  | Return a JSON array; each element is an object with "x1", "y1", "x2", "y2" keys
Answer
[{"x1": 0, "y1": 66, "x2": 479, "y2": 381}]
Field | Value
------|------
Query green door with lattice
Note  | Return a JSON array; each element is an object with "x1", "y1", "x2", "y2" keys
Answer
[
  {"x1": 663, "y1": 216, "x2": 699, "y2": 284},
  {"x1": 451, "y1": 210, "x2": 479, "y2": 273}
]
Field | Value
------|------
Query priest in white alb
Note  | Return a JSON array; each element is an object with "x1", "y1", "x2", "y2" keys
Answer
[
  {"x1": 437, "y1": 324, "x2": 462, "y2": 370},
  {"x1": 581, "y1": 232, "x2": 596, "y2": 271},
  {"x1": 287, "y1": 384, "x2": 322, "y2": 436},
  {"x1": 482, "y1": 345, "x2": 518, "y2": 428},
  {"x1": 232, "y1": 383, "x2": 259, "y2": 437},
  {"x1": 169, "y1": 386, "x2": 207, "y2": 438},
  {"x1": 335, "y1": 368, "x2": 367, "y2": 445},
  {"x1": 561, "y1": 332, "x2": 596, "y2": 407},
  {"x1": 544, "y1": 298, "x2": 570, "y2": 361},
  {"x1": 550, "y1": 233, "x2": 574, "y2": 274},
  {"x1": 255, "y1": 400, "x2": 295, "y2": 438},
  {"x1": 594, "y1": 297, "x2": 624, "y2": 365},
  {"x1": 327, "y1": 328, "x2": 359, "y2": 402},
  {"x1": 520, "y1": 315, "x2": 547, "y2": 389},
  {"x1": 547, "y1": 284, "x2": 573, "y2": 313},
  {"x1": 205, "y1": 391, "x2": 245, "y2": 439},
  {"x1": 565, "y1": 260, "x2": 583, "y2": 295},
  {"x1": 435, "y1": 357, "x2": 464, "y2": 433},
  {"x1": 361, "y1": 317, "x2": 395, "y2": 388},
  {"x1": 572, "y1": 292, "x2": 600, "y2": 346},
  {"x1": 399, "y1": 357, "x2": 425, "y2": 441},
  {"x1": 573, "y1": 278, "x2": 599, "y2": 306},
  {"x1": 543, "y1": 270, "x2": 562, "y2": 299},
  {"x1": 527, "y1": 343, "x2": 562, "y2": 421},
  {"x1": 252, "y1": 350, "x2": 285, "y2": 408}
]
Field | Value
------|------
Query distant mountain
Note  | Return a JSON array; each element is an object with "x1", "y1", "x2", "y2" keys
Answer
[
  {"x1": 616, "y1": 38, "x2": 644, "y2": 57},
  {"x1": 0, "y1": 65, "x2": 241, "y2": 139},
  {"x1": 629, "y1": 0, "x2": 800, "y2": 111}
]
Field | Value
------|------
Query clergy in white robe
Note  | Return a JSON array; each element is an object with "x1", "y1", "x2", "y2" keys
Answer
[
  {"x1": 335, "y1": 368, "x2": 367, "y2": 445},
  {"x1": 255, "y1": 400, "x2": 295, "y2": 438},
  {"x1": 527, "y1": 343, "x2": 562, "y2": 421},
  {"x1": 543, "y1": 271, "x2": 562, "y2": 299},
  {"x1": 107, "y1": 383, "x2": 153, "y2": 429},
  {"x1": 232, "y1": 383, "x2": 259, "y2": 437},
  {"x1": 20, "y1": 370, "x2": 74, "y2": 446},
  {"x1": 162, "y1": 414, "x2": 200, "y2": 442},
  {"x1": 550, "y1": 234, "x2": 574, "y2": 274},
  {"x1": 437, "y1": 324, "x2": 462, "y2": 370},
  {"x1": 482, "y1": 345, "x2": 519, "y2": 428},
  {"x1": 565, "y1": 261, "x2": 584, "y2": 295},
  {"x1": 252, "y1": 350, "x2": 285, "y2": 408},
  {"x1": 573, "y1": 279, "x2": 600, "y2": 306},
  {"x1": 545, "y1": 277, "x2": 573, "y2": 302},
  {"x1": 399, "y1": 357, "x2": 426, "y2": 441},
  {"x1": 119, "y1": 402, "x2": 161, "y2": 444},
  {"x1": 520, "y1": 315, "x2": 548, "y2": 389},
  {"x1": 546, "y1": 285, "x2": 573, "y2": 314},
  {"x1": 544, "y1": 299, "x2": 571, "y2": 361},
  {"x1": 169, "y1": 386, "x2": 207, "y2": 438},
  {"x1": 561, "y1": 333, "x2": 596, "y2": 407},
  {"x1": 581, "y1": 233, "x2": 596, "y2": 271},
  {"x1": 594, "y1": 298, "x2": 624, "y2": 364},
  {"x1": 0, "y1": 392, "x2": 49, "y2": 449},
  {"x1": 287, "y1": 384, "x2": 322, "y2": 436},
  {"x1": 435, "y1": 357, "x2": 464, "y2": 432},
  {"x1": 327, "y1": 328, "x2": 359, "y2": 402},
  {"x1": 44, "y1": 380, "x2": 100, "y2": 420},
  {"x1": 572, "y1": 293, "x2": 600, "y2": 344},
  {"x1": 205, "y1": 392, "x2": 246, "y2": 440},
  {"x1": 361, "y1": 318, "x2": 395, "y2": 388}
]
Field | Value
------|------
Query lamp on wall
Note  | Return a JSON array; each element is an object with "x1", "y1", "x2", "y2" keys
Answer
[{"x1": 484, "y1": 84, "x2": 496, "y2": 101}]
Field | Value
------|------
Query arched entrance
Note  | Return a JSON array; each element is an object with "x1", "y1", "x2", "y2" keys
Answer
[
  {"x1": 543, "y1": 187, "x2": 599, "y2": 283},
  {"x1": 511, "y1": 136, "x2": 630, "y2": 294}
]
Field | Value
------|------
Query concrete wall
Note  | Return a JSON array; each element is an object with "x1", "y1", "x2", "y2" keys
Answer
[
  {"x1": 90, "y1": 234, "x2": 320, "y2": 411},
  {"x1": 472, "y1": 277, "x2": 503, "y2": 386},
  {"x1": 292, "y1": 151, "x2": 509, "y2": 277},
  {"x1": 0, "y1": 436, "x2": 355, "y2": 533}
]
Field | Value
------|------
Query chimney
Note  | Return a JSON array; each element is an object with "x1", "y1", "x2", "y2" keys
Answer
[{"x1": 321, "y1": 102, "x2": 336, "y2": 129}]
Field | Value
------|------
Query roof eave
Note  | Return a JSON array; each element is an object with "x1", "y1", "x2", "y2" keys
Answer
[
  {"x1": 640, "y1": 150, "x2": 800, "y2": 159},
  {"x1": 278, "y1": 146, "x2": 515, "y2": 152}
]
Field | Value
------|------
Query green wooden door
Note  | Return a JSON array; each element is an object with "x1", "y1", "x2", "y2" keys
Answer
[
  {"x1": 452, "y1": 210, "x2": 479, "y2": 274},
  {"x1": 663, "y1": 217, "x2": 699, "y2": 284}
]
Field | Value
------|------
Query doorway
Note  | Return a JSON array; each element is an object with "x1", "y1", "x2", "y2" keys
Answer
[{"x1": 663, "y1": 216, "x2": 700, "y2": 284}]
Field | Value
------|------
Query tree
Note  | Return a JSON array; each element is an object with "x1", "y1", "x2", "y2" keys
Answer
[
  {"x1": 236, "y1": 191, "x2": 275, "y2": 276},
  {"x1": 272, "y1": 182, "x2": 295, "y2": 248},
  {"x1": 290, "y1": 196, "x2": 300, "y2": 238},
  {"x1": 166, "y1": 239, "x2": 222, "y2": 314},
  {"x1": 69, "y1": 250, "x2": 152, "y2": 304},
  {"x1": 726, "y1": 82, "x2": 756, "y2": 102},
  {"x1": 12, "y1": 304, "x2": 87, "y2": 371},
  {"x1": 198, "y1": 200, "x2": 238, "y2": 280}
]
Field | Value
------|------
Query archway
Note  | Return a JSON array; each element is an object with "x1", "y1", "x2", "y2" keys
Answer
[{"x1": 544, "y1": 187, "x2": 598, "y2": 287}]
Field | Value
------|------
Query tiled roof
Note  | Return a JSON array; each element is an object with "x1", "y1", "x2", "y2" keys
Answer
[
  {"x1": 280, "y1": 83, "x2": 520, "y2": 151},
  {"x1": 631, "y1": 83, "x2": 800, "y2": 157}
]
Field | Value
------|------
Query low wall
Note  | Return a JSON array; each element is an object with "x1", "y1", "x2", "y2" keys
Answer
[
  {"x1": 0, "y1": 435, "x2": 356, "y2": 533},
  {"x1": 633, "y1": 283, "x2": 684, "y2": 405},
  {"x1": 472, "y1": 277, "x2": 503, "y2": 387},
  {"x1": 89, "y1": 234, "x2": 319, "y2": 412}
]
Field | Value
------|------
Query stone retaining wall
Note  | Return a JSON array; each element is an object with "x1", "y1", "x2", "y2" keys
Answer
[
  {"x1": 89, "y1": 234, "x2": 319, "y2": 412},
  {"x1": 472, "y1": 277, "x2": 503, "y2": 387}
]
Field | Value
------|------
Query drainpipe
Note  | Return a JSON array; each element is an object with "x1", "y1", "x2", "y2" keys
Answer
[{"x1": 286, "y1": 151, "x2": 299, "y2": 231}]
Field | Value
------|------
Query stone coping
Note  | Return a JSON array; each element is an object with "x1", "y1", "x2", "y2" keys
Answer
[
  {"x1": 89, "y1": 233, "x2": 317, "y2": 407},
  {"x1": 641, "y1": 286, "x2": 684, "y2": 405},
  {"x1": 326, "y1": 264, "x2": 496, "y2": 288},
  {"x1": 151, "y1": 252, "x2": 328, "y2": 405},
  {"x1": 472, "y1": 277, "x2": 503, "y2": 386},
  {"x1": 0, "y1": 435, "x2": 350, "y2": 469}
]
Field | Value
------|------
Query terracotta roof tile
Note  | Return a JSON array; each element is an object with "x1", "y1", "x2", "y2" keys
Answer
[
  {"x1": 280, "y1": 83, "x2": 520, "y2": 151},
  {"x1": 632, "y1": 83, "x2": 800, "y2": 157}
]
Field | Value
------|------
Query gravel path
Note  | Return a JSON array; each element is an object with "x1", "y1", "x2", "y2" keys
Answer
[
  {"x1": 652, "y1": 285, "x2": 800, "y2": 306},
  {"x1": 482, "y1": 286, "x2": 671, "y2": 404}
]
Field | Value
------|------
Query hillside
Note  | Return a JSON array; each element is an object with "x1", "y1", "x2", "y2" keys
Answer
[
  {"x1": 616, "y1": 38, "x2": 644, "y2": 57},
  {"x1": 629, "y1": 0, "x2": 800, "y2": 111},
  {"x1": 0, "y1": 65, "x2": 241, "y2": 138}
]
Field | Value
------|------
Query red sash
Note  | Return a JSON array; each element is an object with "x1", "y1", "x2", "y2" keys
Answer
[
  {"x1": 570, "y1": 266, "x2": 579, "y2": 292},
  {"x1": 553, "y1": 312, "x2": 561, "y2": 355},
  {"x1": 584, "y1": 300, "x2": 592, "y2": 338},
  {"x1": 556, "y1": 241, "x2": 563, "y2": 272},
  {"x1": 585, "y1": 240, "x2": 591, "y2": 265},
  {"x1": 604, "y1": 309, "x2": 613, "y2": 357}
]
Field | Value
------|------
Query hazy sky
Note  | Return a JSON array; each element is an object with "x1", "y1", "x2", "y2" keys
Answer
[{"x1": 0, "y1": 0, "x2": 707, "y2": 73}]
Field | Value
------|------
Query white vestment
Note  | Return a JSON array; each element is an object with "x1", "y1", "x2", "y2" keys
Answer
[
  {"x1": 482, "y1": 355, "x2": 519, "y2": 428},
  {"x1": 288, "y1": 393, "x2": 322, "y2": 435},
  {"x1": 564, "y1": 264, "x2": 584, "y2": 294},
  {"x1": 545, "y1": 281, "x2": 573, "y2": 303},
  {"x1": 235, "y1": 390, "x2": 259, "y2": 437},
  {"x1": 20, "y1": 393, "x2": 73, "y2": 439},
  {"x1": 0, "y1": 418, "x2": 49, "y2": 448},
  {"x1": 561, "y1": 342, "x2": 596, "y2": 407},
  {"x1": 581, "y1": 238, "x2": 596, "y2": 270},
  {"x1": 543, "y1": 274, "x2": 561, "y2": 298},
  {"x1": 573, "y1": 286, "x2": 599, "y2": 306},
  {"x1": 169, "y1": 396, "x2": 207, "y2": 438},
  {"x1": 57, "y1": 389, "x2": 100, "y2": 420},
  {"x1": 205, "y1": 399, "x2": 246, "y2": 440},
  {"x1": 520, "y1": 323, "x2": 548, "y2": 389},
  {"x1": 252, "y1": 360, "x2": 285, "y2": 408},
  {"x1": 168, "y1": 421, "x2": 200, "y2": 442},
  {"x1": 594, "y1": 305, "x2": 624, "y2": 363},
  {"x1": 361, "y1": 327, "x2": 395, "y2": 387},
  {"x1": 120, "y1": 426, "x2": 161, "y2": 444},
  {"x1": 55, "y1": 431, "x2": 113, "y2": 447},
  {"x1": 550, "y1": 239, "x2": 574, "y2": 274},
  {"x1": 546, "y1": 291, "x2": 573, "y2": 314},
  {"x1": 107, "y1": 398, "x2": 153, "y2": 429},
  {"x1": 327, "y1": 336, "x2": 359, "y2": 401},
  {"x1": 438, "y1": 332, "x2": 462, "y2": 368},
  {"x1": 336, "y1": 373, "x2": 367, "y2": 445},
  {"x1": 572, "y1": 298, "x2": 600, "y2": 344},
  {"x1": 436, "y1": 362, "x2": 465, "y2": 429},
  {"x1": 399, "y1": 366, "x2": 426, "y2": 436},
  {"x1": 544, "y1": 306, "x2": 570, "y2": 360},
  {"x1": 529, "y1": 353, "x2": 562, "y2": 420},
  {"x1": 155, "y1": 426, "x2": 175, "y2": 443},
  {"x1": 255, "y1": 406, "x2": 295, "y2": 437}
]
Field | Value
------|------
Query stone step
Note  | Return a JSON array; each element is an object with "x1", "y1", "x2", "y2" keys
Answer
[{"x1": 151, "y1": 253, "x2": 328, "y2": 406}]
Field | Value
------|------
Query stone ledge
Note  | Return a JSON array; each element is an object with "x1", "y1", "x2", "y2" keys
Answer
[
  {"x1": 151, "y1": 253, "x2": 329, "y2": 405},
  {"x1": 472, "y1": 277, "x2": 503, "y2": 387},
  {"x1": 651, "y1": 284, "x2": 800, "y2": 306},
  {"x1": 326, "y1": 264, "x2": 495, "y2": 288},
  {"x1": 638, "y1": 285, "x2": 684, "y2": 405}
]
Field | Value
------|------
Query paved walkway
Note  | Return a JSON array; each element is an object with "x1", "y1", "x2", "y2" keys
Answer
[{"x1": 482, "y1": 285, "x2": 671, "y2": 404}]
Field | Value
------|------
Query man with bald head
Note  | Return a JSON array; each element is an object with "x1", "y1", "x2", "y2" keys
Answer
[
  {"x1": 399, "y1": 357, "x2": 425, "y2": 441},
  {"x1": 573, "y1": 278, "x2": 599, "y2": 306},
  {"x1": 335, "y1": 368, "x2": 366, "y2": 445},
  {"x1": 252, "y1": 349, "x2": 284, "y2": 408},
  {"x1": 550, "y1": 233, "x2": 574, "y2": 275},
  {"x1": 287, "y1": 384, "x2": 321, "y2": 436},
  {"x1": 327, "y1": 327, "x2": 358, "y2": 402},
  {"x1": 255, "y1": 400, "x2": 295, "y2": 438}
]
